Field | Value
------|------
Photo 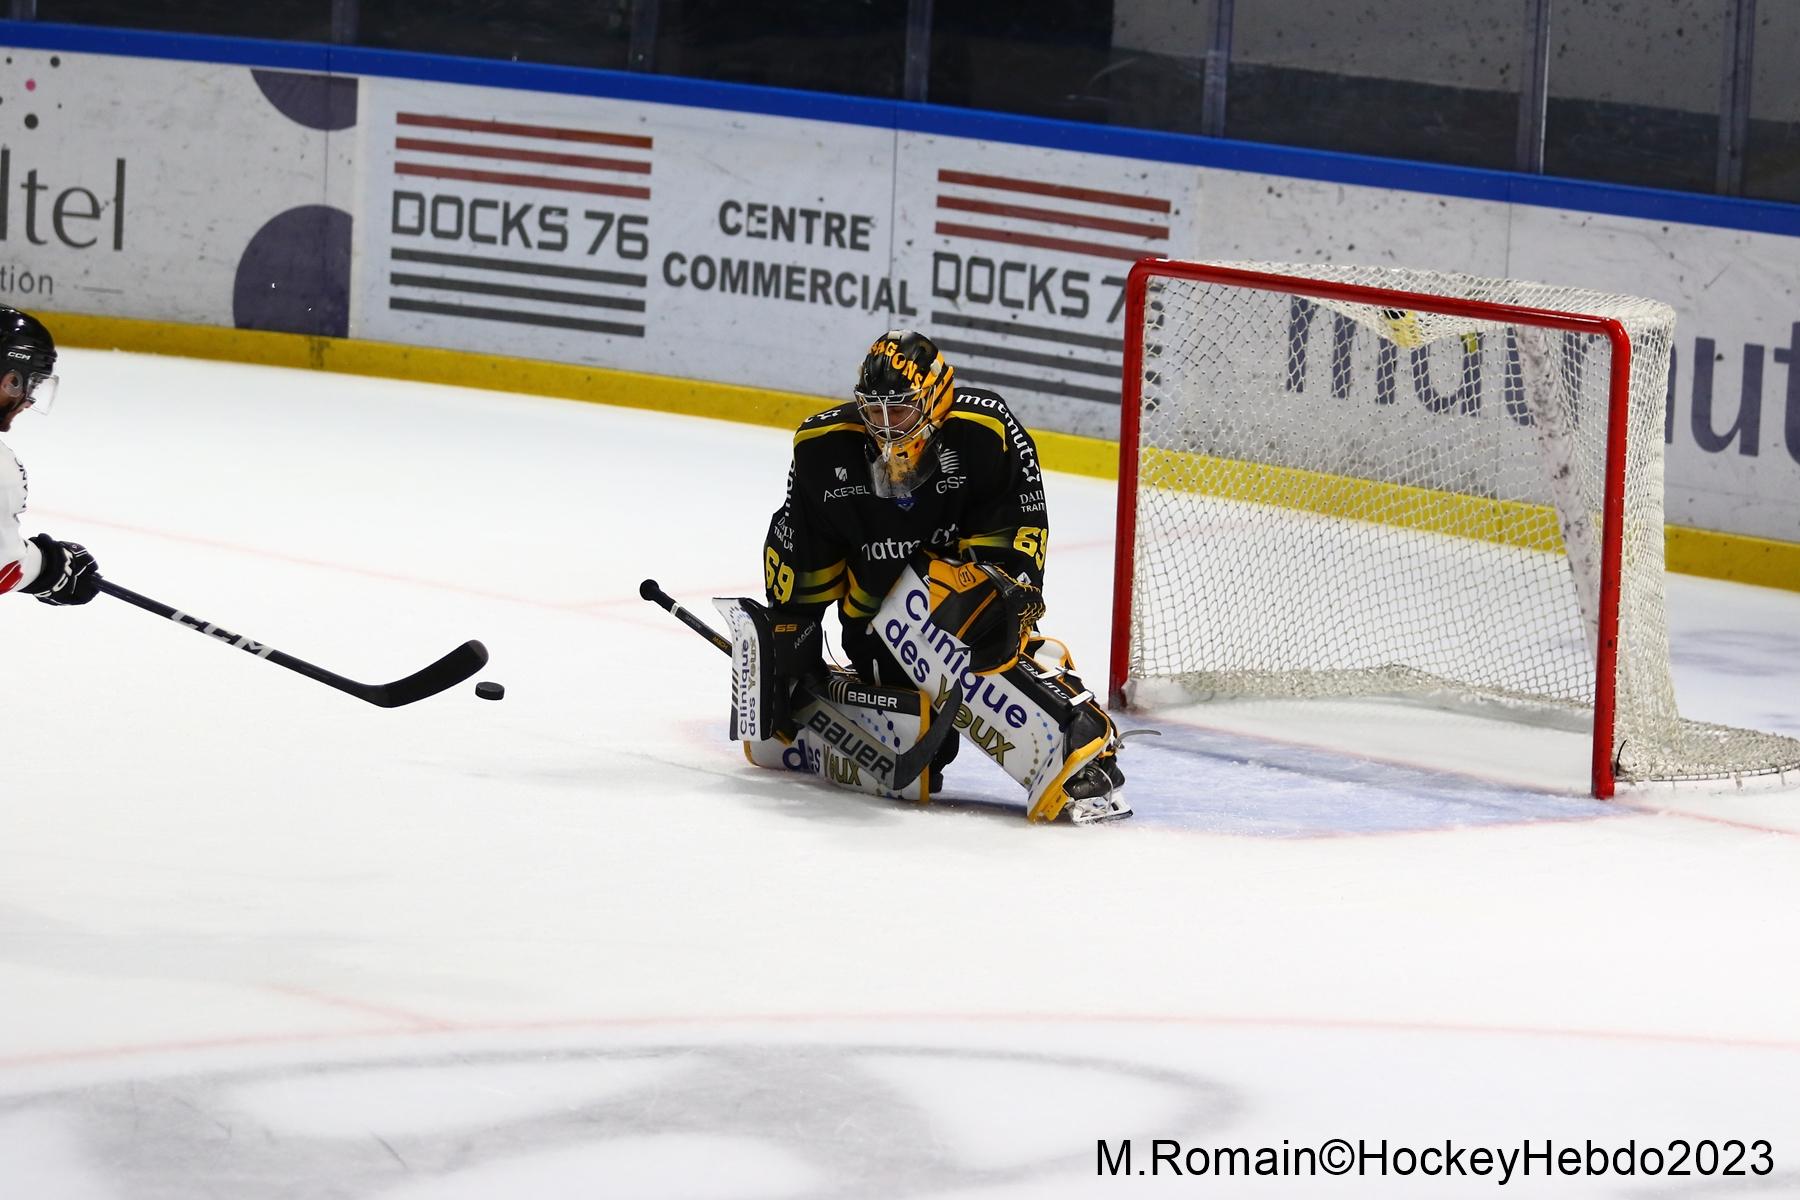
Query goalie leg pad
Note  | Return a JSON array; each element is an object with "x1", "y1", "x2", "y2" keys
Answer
[
  {"x1": 875, "y1": 564, "x2": 1127, "y2": 822},
  {"x1": 1001, "y1": 660, "x2": 1126, "y2": 824},
  {"x1": 743, "y1": 670, "x2": 935, "y2": 802}
]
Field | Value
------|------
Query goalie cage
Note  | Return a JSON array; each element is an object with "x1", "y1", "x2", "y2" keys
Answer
[{"x1": 1106, "y1": 259, "x2": 1800, "y2": 797}]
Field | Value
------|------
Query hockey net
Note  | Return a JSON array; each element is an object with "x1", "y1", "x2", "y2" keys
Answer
[{"x1": 1108, "y1": 260, "x2": 1800, "y2": 796}]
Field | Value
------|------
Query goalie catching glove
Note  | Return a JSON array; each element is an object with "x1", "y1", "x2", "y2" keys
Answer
[{"x1": 921, "y1": 557, "x2": 1044, "y2": 674}]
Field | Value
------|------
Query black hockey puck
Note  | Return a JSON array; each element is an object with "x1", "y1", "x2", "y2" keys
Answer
[{"x1": 475, "y1": 681, "x2": 506, "y2": 701}]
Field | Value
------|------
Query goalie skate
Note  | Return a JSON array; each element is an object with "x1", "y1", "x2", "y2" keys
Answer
[{"x1": 1059, "y1": 754, "x2": 1131, "y2": 825}]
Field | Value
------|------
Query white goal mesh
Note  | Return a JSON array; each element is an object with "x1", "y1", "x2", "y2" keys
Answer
[{"x1": 1113, "y1": 260, "x2": 1800, "y2": 794}]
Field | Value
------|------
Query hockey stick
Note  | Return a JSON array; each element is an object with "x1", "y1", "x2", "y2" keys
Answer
[
  {"x1": 639, "y1": 578, "x2": 731, "y2": 654},
  {"x1": 639, "y1": 578, "x2": 963, "y2": 788},
  {"x1": 98, "y1": 579, "x2": 489, "y2": 709}
]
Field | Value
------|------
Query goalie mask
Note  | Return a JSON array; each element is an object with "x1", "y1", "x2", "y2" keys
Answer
[{"x1": 854, "y1": 330, "x2": 954, "y2": 498}]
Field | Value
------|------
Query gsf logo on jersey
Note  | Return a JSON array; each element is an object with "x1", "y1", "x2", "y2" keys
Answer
[{"x1": 935, "y1": 446, "x2": 964, "y2": 493}]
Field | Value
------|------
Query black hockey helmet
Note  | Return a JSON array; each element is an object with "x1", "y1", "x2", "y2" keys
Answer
[
  {"x1": 0, "y1": 305, "x2": 58, "y2": 412},
  {"x1": 854, "y1": 330, "x2": 954, "y2": 496}
]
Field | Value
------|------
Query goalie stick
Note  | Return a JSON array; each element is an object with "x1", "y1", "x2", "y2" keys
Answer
[
  {"x1": 639, "y1": 578, "x2": 962, "y2": 789},
  {"x1": 99, "y1": 579, "x2": 488, "y2": 709},
  {"x1": 638, "y1": 578, "x2": 733, "y2": 654}
]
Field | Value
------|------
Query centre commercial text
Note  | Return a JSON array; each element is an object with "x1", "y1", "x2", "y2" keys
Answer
[
  {"x1": 658, "y1": 198, "x2": 1119, "y2": 320},
  {"x1": 662, "y1": 198, "x2": 917, "y2": 315}
]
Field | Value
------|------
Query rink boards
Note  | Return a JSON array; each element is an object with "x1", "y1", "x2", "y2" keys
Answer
[{"x1": 0, "y1": 23, "x2": 1797, "y2": 574}]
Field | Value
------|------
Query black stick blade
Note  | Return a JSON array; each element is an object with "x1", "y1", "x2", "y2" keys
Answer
[
  {"x1": 892, "y1": 680, "x2": 963, "y2": 787},
  {"x1": 362, "y1": 639, "x2": 490, "y2": 708}
]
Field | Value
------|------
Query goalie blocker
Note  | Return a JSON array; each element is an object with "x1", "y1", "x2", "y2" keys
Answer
[{"x1": 718, "y1": 559, "x2": 1129, "y2": 824}]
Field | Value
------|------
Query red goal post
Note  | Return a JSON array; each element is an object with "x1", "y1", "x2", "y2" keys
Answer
[{"x1": 1107, "y1": 258, "x2": 1800, "y2": 797}]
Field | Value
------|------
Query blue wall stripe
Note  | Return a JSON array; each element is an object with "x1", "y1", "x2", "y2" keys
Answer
[{"x1": 6, "y1": 18, "x2": 1800, "y2": 238}]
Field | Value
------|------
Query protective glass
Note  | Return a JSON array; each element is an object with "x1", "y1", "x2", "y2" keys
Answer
[
  {"x1": 3, "y1": 369, "x2": 57, "y2": 414},
  {"x1": 24, "y1": 370, "x2": 57, "y2": 413}
]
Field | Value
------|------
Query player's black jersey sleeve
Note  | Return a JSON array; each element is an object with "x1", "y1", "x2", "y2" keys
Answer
[
  {"x1": 762, "y1": 404, "x2": 860, "y2": 611},
  {"x1": 939, "y1": 389, "x2": 1049, "y2": 587}
]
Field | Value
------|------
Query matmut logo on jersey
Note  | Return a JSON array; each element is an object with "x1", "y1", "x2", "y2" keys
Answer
[
  {"x1": 863, "y1": 529, "x2": 957, "y2": 560},
  {"x1": 956, "y1": 393, "x2": 1041, "y2": 485}
]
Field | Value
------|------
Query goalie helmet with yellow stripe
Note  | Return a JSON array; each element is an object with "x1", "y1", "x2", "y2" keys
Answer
[{"x1": 854, "y1": 329, "x2": 955, "y2": 497}]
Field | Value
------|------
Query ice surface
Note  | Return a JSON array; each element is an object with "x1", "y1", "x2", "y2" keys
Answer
[{"x1": 3, "y1": 350, "x2": 1799, "y2": 1197}]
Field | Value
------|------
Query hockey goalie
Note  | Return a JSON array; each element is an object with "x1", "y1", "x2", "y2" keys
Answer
[{"x1": 717, "y1": 329, "x2": 1130, "y2": 825}]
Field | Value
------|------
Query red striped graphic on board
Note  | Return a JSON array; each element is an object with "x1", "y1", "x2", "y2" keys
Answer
[
  {"x1": 938, "y1": 169, "x2": 1171, "y2": 212},
  {"x1": 398, "y1": 112, "x2": 653, "y2": 149},
  {"x1": 395, "y1": 137, "x2": 652, "y2": 175},
  {"x1": 934, "y1": 169, "x2": 1172, "y2": 262},
  {"x1": 394, "y1": 112, "x2": 654, "y2": 200}
]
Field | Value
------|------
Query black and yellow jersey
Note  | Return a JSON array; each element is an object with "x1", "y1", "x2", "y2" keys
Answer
[{"x1": 762, "y1": 386, "x2": 1049, "y2": 632}]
